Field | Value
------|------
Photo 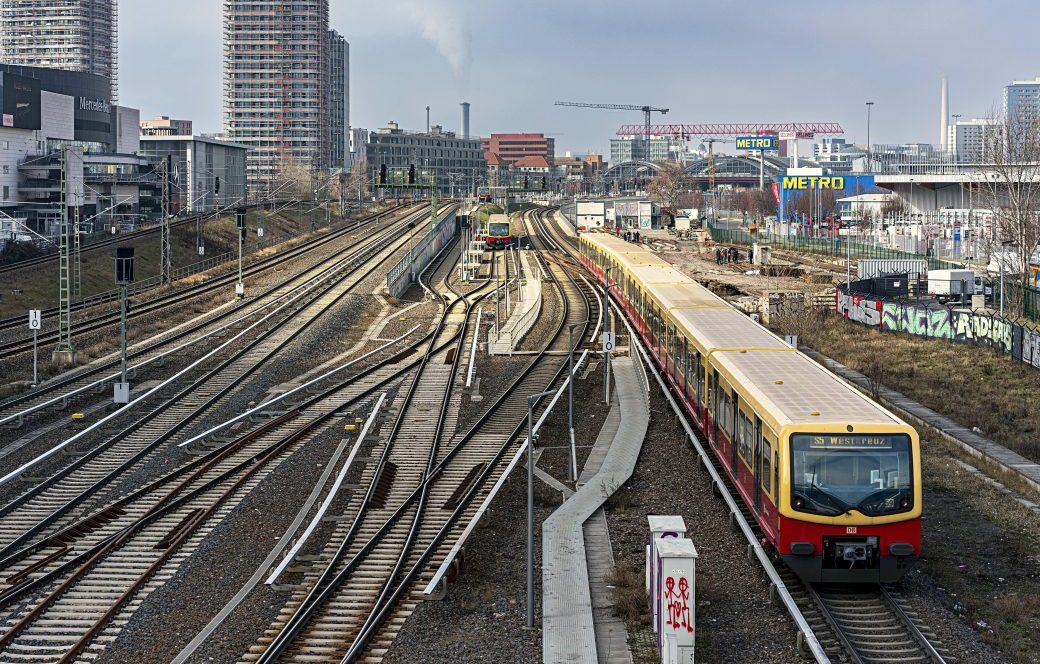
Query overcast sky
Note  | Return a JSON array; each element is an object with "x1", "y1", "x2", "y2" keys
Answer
[{"x1": 121, "y1": 0, "x2": 1039, "y2": 155}]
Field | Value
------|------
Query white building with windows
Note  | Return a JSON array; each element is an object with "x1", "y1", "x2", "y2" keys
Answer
[
  {"x1": 947, "y1": 118, "x2": 1001, "y2": 162},
  {"x1": 1005, "y1": 77, "x2": 1040, "y2": 127}
]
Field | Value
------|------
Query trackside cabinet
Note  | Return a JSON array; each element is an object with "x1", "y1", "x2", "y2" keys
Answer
[
  {"x1": 646, "y1": 515, "x2": 687, "y2": 631},
  {"x1": 654, "y1": 538, "x2": 697, "y2": 664}
]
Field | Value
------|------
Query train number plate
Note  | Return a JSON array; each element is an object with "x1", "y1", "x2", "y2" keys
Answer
[{"x1": 846, "y1": 527, "x2": 858, "y2": 534}]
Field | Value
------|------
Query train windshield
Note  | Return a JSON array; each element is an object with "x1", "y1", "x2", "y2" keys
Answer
[
  {"x1": 790, "y1": 434, "x2": 913, "y2": 517},
  {"x1": 488, "y1": 222, "x2": 510, "y2": 236}
]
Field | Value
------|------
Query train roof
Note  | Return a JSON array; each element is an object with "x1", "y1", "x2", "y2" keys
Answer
[
  {"x1": 651, "y1": 283, "x2": 731, "y2": 311},
  {"x1": 582, "y1": 233, "x2": 670, "y2": 269},
  {"x1": 714, "y1": 349, "x2": 904, "y2": 429},
  {"x1": 672, "y1": 308, "x2": 792, "y2": 352},
  {"x1": 627, "y1": 265, "x2": 695, "y2": 285}
]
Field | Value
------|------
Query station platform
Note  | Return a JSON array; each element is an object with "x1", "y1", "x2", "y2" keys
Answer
[{"x1": 542, "y1": 354, "x2": 649, "y2": 664}]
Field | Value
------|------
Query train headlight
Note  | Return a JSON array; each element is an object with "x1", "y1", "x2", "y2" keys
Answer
[
  {"x1": 793, "y1": 496, "x2": 805, "y2": 509},
  {"x1": 899, "y1": 497, "x2": 912, "y2": 509}
]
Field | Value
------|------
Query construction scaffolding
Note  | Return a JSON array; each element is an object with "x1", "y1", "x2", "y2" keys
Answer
[{"x1": 0, "y1": 0, "x2": 118, "y2": 101}]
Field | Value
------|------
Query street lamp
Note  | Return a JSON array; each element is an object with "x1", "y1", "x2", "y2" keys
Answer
[
  {"x1": 865, "y1": 102, "x2": 874, "y2": 172},
  {"x1": 526, "y1": 389, "x2": 557, "y2": 630},
  {"x1": 567, "y1": 320, "x2": 589, "y2": 482}
]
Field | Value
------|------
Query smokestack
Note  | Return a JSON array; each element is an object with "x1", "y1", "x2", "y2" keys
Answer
[
  {"x1": 940, "y1": 76, "x2": 949, "y2": 152},
  {"x1": 426, "y1": 106, "x2": 430, "y2": 133},
  {"x1": 460, "y1": 102, "x2": 471, "y2": 139}
]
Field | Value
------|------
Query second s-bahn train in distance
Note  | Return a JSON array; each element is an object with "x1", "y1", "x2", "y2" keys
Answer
[
  {"x1": 579, "y1": 232, "x2": 921, "y2": 583},
  {"x1": 485, "y1": 213, "x2": 524, "y2": 249}
]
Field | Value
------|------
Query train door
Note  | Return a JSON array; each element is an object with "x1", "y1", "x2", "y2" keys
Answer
[
  {"x1": 710, "y1": 370, "x2": 719, "y2": 447},
  {"x1": 730, "y1": 392, "x2": 739, "y2": 471},
  {"x1": 683, "y1": 338, "x2": 692, "y2": 403},
  {"x1": 695, "y1": 352, "x2": 705, "y2": 422},
  {"x1": 754, "y1": 415, "x2": 763, "y2": 512}
]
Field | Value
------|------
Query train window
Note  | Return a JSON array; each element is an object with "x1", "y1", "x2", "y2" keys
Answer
[
  {"x1": 696, "y1": 353, "x2": 705, "y2": 405},
  {"x1": 790, "y1": 433, "x2": 913, "y2": 517}
]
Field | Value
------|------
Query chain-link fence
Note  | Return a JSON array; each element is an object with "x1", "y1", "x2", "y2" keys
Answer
[{"x1": 707, "y1": 221, "x2": 959, "y2": 271}]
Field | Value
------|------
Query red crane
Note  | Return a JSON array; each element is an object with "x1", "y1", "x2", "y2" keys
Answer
[{"x1": 616, "y1": 122, "x2": 844, "y2": 139}]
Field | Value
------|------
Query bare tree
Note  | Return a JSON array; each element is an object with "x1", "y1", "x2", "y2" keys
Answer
[
  {"x1": 979, "y1": 111, "x2": 1040, "y2": 316},
  {"x1": 277, "y1": 156, "x2": 318, "y2": 201},
  {"x1": 345, "y1": 157, "x2": 371, "y2": 205},
  {"x1": 648, "y1": 161, "x2": 698, "y2": 211}
]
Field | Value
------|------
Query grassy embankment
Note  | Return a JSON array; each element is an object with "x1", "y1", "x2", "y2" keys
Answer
[
  {"x1": 0, "y1": 206, "x2": 346, "y2": 320},
  {"x1": 773, "y1": 309, "x2": 1040, "y2": 661}
]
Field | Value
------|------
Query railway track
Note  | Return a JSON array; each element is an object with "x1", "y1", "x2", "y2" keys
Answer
[
  {"x1": 0, "y1": 210, "x2": 465, "y2": 663},
  {"x1": 244, "y1": 208, "x2": 595, "y2": 663},
  {"x1": 0, "y1": 203, "x2": 413, "y2": 352},
  {"x1": 0, "y1": 206, "x2": 449, "y2": 559},
  {"x1": 0, "y1": 205, "x2": 426, "y2": 431},
  {"x1": 561, "y1": 209, "x2": 949, "y2": 664}
]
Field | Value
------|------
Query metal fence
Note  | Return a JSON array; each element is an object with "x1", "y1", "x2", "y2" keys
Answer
[
  {"x1": 836, "y1": 282, "x2": 1040, "y2": 370},
  {"x1": 706, "y1": 221, "x2": 959, "y2": 271},
  {"x1": 1026, "y1": 285, "x2": 1040, "y2": 322},
  {"x1": 387, "y1": 209, "x2": 458, "y2": 298}
]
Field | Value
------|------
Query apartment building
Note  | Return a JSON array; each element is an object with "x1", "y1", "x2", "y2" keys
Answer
[
  {"x1": 328, "y1": 29, "x2": 349, "y2": 172},
  {"x1": 0, "y1": 0, "x2": 118, "y2": 100},
  {"x1": 223, "y1": 0, "x2": 330, "y2": 194}
]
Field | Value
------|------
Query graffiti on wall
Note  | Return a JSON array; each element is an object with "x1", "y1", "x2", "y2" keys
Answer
[
  {"x1": 881, "y1": 302, "x2": 953, "y2": 340},
  {"x1": 1021, "y1": 328, "x2": 1040, "y2": 368},
  {"x1": 836, "y1": 285, "x2": 1035, "y2": 368},
  {"x1": 836, "y1": 291, "x2": 881, "y2": 326}
]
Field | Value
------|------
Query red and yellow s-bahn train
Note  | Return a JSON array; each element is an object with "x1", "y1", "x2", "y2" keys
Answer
[{"x1": 579, "y1": 232, "x2": 921, "y2": 583}]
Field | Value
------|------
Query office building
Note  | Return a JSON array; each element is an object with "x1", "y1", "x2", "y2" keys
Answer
[
  {"x1": 139, "y1": 135, "x2": 248, "y2": 214},
  {"x1": 366, "y1": 121, "x2": 486, "y2": 195},
  {"x1": 141, "y1": 116, "x2": 193, "y2": 137},
  {"x1": 481, "y1": 133, "x2": 555, "y2": 167},
  {"x1": 328, "y1": 30, "x2": 349, "y2": 172},
  {"x1": 0, "y1": 0, "x2": 118, "y2": 101},
  {"x1": 0, "y1": 64, "x2": 157, "y2": 235},
  {"x1": 610, "y1": 135, "x2": 685, "y2": 164},
  {"x1": 223, "y1": 0, "x2": 330, "y2": 194}
]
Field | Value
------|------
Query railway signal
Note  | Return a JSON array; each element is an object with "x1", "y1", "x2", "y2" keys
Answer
[
  {"x1": 235, "y1": 208, "x2": 247, "y2": 298},
  {"x1": 113, "y1": 247, "x2": 135, "y2": 404}
]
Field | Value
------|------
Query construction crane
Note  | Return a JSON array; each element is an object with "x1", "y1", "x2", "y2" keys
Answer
[{"x1": 556, "y1": 101, "x2": 669, "y2": 161}]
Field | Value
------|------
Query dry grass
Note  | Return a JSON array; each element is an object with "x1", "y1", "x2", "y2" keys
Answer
[
  {"x1": 608, "y1": 561, "x2": 649, "y2": 625},
  {"x1": 772, "y1": 310, "x2": 1040, "y2": 463}
]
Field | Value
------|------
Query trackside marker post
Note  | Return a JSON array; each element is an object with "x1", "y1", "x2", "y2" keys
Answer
[{"x1": 28, "y1": 310, "x2": 41, "y2": 385}]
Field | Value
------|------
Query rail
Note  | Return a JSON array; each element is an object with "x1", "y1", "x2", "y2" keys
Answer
[
  {"x1": 265, "y1": 392, "x2": 388, "y2": 585},
  {"x1": 423, "y1": 349, "x2": 590, "y2": 596},
  {"x1": 176, "y1": 329, "x2": 417, "y2": 449}
]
